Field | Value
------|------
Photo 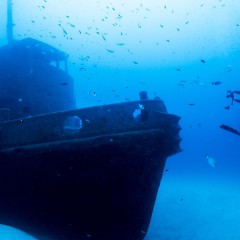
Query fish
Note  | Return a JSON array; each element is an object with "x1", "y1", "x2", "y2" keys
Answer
[
  {"x1": 89, "y1": 91, "x2": 97, "y2": 97},
  {"x1": 205, "y1": 154, "x2": 216, "y2": 167},
  {"x1": 106, "y1": 49, "x2": 114, "y2": 53},
  {"x1": 212, "y1": 81, "x2": 222, "y2": 85},
  {"x1": 200, "y1": 59, "x2": 206, "y2": 63},
  {"x1": 68, "y1": 22, "x2": 75, "y2": 27},
  {"x1": 101, "y1": 33, "x2": 106, "y2": 41},
  {"x1": 61, "y1": 27, "x2": 67, "y2": 35}
]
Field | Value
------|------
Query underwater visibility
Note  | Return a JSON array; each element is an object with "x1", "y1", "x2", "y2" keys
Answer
[{"x1": 0, "y1": 0, "x2": 240, "y2": 239}]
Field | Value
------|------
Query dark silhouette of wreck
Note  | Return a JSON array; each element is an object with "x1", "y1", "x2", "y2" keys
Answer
[
  {"x1": 0, "y1": 38, "x2": 181, "y2": 240},
  {"x1": 0, "y1": 1, "x2": 181, "y2": 239}
]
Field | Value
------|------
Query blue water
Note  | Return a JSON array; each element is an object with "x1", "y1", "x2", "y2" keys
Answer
[{"x1": 0, "y1": 0, "x2": 240, "y2": 239}]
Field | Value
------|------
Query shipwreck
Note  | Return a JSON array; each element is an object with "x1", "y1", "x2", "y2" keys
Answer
[{"x1": 0, "y1": 1, "x2": 181, "y2": 239}]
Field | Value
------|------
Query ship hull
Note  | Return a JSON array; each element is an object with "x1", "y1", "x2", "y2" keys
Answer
[{"x1": 0, "y1": 99, "x2": 181, "y2": 239}]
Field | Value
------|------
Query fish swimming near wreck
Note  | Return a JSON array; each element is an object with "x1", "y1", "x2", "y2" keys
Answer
[
  {"x1": 205, "y1": 154, "x2": 216, "y2": 167},
  {"x1": 212, "y1": 81, "x2": 222, "y2": 85}
]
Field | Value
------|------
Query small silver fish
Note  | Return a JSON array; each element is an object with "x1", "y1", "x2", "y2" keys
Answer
[{"x1": 205, "y1": 154, "x2": 216, "y2": 167}]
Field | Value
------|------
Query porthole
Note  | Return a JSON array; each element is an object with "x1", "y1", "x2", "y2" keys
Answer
[{"x1": 63, "y1": 116, "x2": 82, "y2": 134}]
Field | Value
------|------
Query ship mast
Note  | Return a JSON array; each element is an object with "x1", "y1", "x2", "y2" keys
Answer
[{"x1": 7, "y1": 0, "x2": 13, "y2": 44}]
